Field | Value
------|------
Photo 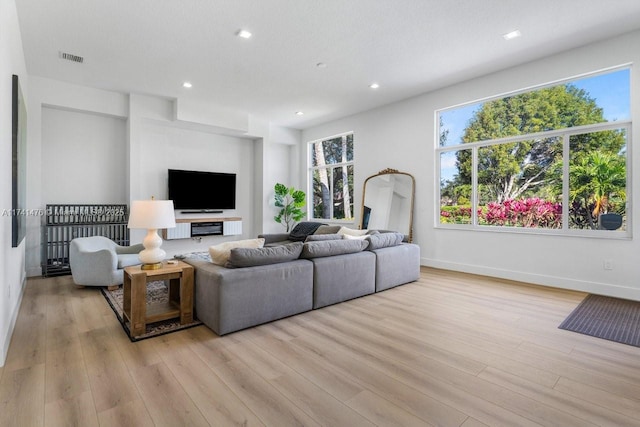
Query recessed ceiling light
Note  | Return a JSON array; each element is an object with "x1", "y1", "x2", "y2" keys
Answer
[
  {"x1": 503, "y1": 30, "x2": 521, "y2": 40},
  {"x1": 237, "y1": 29, "x2": 252, "y2": 39},
  {"x1": 182, "y1": 82, "x2": 193, "y2": 88},
  {"x1": 316, "y1": 62, "x2": 327, "y2": 68},
  {"x1": 369, "y1": 83, "x2": 380, "y2": 89},
  {"x1": 295, "y1": 111, "x2": 304, "y2": 116}
]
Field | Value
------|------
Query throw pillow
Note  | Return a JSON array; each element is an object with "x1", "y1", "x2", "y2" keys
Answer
[
  {"x1": 289, "y1": 222, "x2": 326, "y2": 241},
  {"x1": 304, "y1": 234, "x2": 344, "y2": 242},
  {"x1": 366, "y1": 232, "x2": 404, "y2": 250},
  {"x1": 209, "y1": 238, "x2": 265, "y2": 265},
  {"x1": 301, "y1": 239, "x2": 369, "y2": 258},
  {"x1": 313, "y1": 225, "x2": 342, "y2": 235},
  {"x1": 226, "y1": 242, "x2": 304, "y2": 268},
  {"x1": 337, "y1": 226, "x2": 369, "y2": 237},
  {"x1": 342, "y1": 234, "x2": 368, "y2": 241}
]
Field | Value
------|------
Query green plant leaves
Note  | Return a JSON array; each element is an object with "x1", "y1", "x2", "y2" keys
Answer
[{"x1": 273, "y1": 183, "x2": 306, "y2": 231}]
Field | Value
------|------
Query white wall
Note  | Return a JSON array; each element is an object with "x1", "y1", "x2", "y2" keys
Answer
[
  {"x1": 303, "y1": 30, "x2": 640, "y2": 300},
  {"x1": 0, "y1": 0, "x2": 28, "y2": 366},
  {"x1": 25, "y1": 81, "x2": 302, "y2": 273},
  {"x1": 41, "y1": 107, "x2": 127, "y2": 204},
  {"x1": 132, "y1": 113, "x2": 256, "y2": 256}
]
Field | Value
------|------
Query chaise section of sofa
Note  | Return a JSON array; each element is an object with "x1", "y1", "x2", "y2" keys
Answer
[
  {"x1": 309, "y1": 251, "x2": 376, "y2": 309},
  {"x1": 183, "y1": 257, "x2": 313, "y2": 335},
  {"x1": 371, "y1": 243, "x2": 420, "y2": 291}
]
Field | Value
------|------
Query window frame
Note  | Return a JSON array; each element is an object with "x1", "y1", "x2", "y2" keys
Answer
[
  {"x1": 307, "y1": 131, "x2": 355, "y2": 223},
  {"x1": 436, "y1": 69, "x2": 632, "y2": 239}
]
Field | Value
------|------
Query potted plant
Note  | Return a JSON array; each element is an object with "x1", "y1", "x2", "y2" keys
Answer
[{"x1": 274, "y1": 183, "x2": 306, "y2": 232}]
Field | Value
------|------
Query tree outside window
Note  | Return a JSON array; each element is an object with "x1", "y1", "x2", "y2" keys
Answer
[
  {"x1": 309, "y1": 133, "x2": 354, "y2": 221},
  {"x1": 438, "y1": 68, "x2": 630, "y2": 234}
]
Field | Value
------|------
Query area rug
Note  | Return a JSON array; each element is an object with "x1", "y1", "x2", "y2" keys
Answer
[
  {"x1": 559, "y1": 294, "x2": 640, "y2": 347},
  {"x1": 101, "y1": 280, "x2": 202, "y2": 342}
]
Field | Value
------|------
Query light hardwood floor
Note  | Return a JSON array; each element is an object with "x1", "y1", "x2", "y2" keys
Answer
[{"x1": 2, "y1": 267, "x2": 640, "y2": 426}]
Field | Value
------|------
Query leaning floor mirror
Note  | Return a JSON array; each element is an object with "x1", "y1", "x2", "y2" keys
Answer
[{"x1": 361, "y1": 168, "x2": 415, "y2": 242}]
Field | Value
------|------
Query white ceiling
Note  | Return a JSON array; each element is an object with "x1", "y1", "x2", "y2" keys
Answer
[{"x1": 15, "y1": 0, "x2": 640, "y2": 130}]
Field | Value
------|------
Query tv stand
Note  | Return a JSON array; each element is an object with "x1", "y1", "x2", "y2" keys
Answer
[
  {"x1": 163, "y1": 216, "x2": 242, "y2": 240},
  {"x1": 180, "y1": 210, "x2": 223, "y2": 214}
]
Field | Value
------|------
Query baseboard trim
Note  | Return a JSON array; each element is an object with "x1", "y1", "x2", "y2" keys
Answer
[
  {"x1": 421, "y1": 258, "x2": 640, "y2": 301},
  {"x1": 0, "y1": 277, "x2": 26, "y2": 367}
]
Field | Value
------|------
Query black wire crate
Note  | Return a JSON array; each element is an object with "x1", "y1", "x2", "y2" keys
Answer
[{"x1": 41, "y1": 204, "x2": 129, "y2": 277}]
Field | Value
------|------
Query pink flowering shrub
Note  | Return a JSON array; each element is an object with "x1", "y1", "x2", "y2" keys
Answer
[
  {"x1": 441, "y1": 198, "x2": 562, "y2": 228},
  {"x1": 481, "y1": 198, "x2": 562, "y2": 228}
]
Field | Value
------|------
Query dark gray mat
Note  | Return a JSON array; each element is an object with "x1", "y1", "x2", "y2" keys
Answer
[{"x1": 559, "y1": 294, "x2": 640, "y2": 347}]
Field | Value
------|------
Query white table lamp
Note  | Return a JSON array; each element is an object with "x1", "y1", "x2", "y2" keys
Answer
[{"x1": 128, "y1": 198, "x2": 176, "y2": 270}]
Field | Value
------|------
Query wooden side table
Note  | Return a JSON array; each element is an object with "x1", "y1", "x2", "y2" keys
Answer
[{"x1": 122, "y1": 260, "x2": 194, "y2": 338}]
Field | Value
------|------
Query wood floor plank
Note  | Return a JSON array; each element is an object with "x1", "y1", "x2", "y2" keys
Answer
[
  {"x1": 81, "y1": 332, "x2": 142, "y2": 413},
  {"x1": 3, "y1": 269, "x2": 639, "y2": 426},
  {"x1": 96, "y1": 398, "x2": 155, "y2": 427},
  {"x1": 153, "y1": 333, "x2": 265, "y2": 426},
  {"x1": 0, "y1": 364, "x2": 45, "y2": 426},
  {"x1": 129, "y1": 361, "x2": 210, "y2": 427},
  {"x1": 44, "y1": 390, "x2": 99, "y2": 427},
  {"x1": 479, "y1": 366, "x2": 640, "y2": 426},
  {"x1": 346, "y1": 389, "x2": 434, "y2": 427},
  {"x1": 290, "y1": 317, "x2": 550, "y2": 427},
  {"x1": 44, "y1": 340, "x2": 92, "y2": 404},
  {"x1": 213, "y1": 358, "x2": 322, "y2": 427},
  {"x1": 270, "y1": 372, "x2": 377, "y2": 427},
  {"x1": 249, "y1": 333, "x2": 364, "y2": 401},
  {"x1": 3, "y1": 312, "x2": 47, "y2": 372},
  {"x1": 553, "y1": 376, "x2": 640, "y2": 421}
]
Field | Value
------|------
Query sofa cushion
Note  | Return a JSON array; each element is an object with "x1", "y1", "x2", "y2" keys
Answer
[
  {"x1": 289, "y1": 222, "x2": 325, "y2": 242},
  {"x1": 301, "y1": 239, "x2": 369, "y2": 258},
  {"x1": 366, "y1": 232, "x2": 404, "y2": 250},
  {"x1": 304, "y1": 234, "x2": 343, "y2": 242},
  {"x1": 226, "y1": 242, "x2": 304, "y2": 268},
  {"x1": 209, "y1": 238, "x2": 265, "y2": 265},
  {"x1": 337, "y1": 226, "x2": 368, "y2": 237},
  {"x1": 314, "y1": 225, "x2": 342, "y2": 235}
]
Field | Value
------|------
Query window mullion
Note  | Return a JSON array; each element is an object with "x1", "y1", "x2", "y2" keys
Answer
[
  {"x1": 562, "y1": 133, "x2": 570, "y2": 231},
  {"x1": 472, "y1": 147, "x2": 478, "y2": 226}
]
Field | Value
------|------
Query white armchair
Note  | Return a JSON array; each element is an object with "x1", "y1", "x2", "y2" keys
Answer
[{"x1": 69, "y1": 236, "x2": 144, "y2": 289}]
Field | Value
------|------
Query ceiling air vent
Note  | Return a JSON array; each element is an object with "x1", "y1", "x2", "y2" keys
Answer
[{"x1": 58, "y1": 51, "x2": 84, "y2": 63}]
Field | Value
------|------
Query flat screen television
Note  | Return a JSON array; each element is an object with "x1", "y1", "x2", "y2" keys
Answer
[{"x1": 168, "y1": 169, "x2": 236, "y2": 211}]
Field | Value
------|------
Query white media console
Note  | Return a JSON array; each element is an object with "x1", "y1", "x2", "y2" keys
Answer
[{"x1": 162, "y1": 217, "x2": 242, "y2": 240}]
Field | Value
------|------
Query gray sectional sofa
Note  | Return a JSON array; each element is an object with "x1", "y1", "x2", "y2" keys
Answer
[{"x1": 182, "y1": 225, "x2": 420, "y2": 335}]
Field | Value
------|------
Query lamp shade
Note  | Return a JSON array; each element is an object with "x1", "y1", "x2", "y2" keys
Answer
[{"x1": 128, "y1": 200, "x2": 176, "y2": 229}]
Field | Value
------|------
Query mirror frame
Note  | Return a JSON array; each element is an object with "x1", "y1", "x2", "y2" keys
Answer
[{"x1": 360, "y1": 168, "x2": 415, "y2": 242}]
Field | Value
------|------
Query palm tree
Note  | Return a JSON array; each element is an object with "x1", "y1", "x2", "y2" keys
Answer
[{"x1": 569, "y1": 151, "x2": 626, "y2": 229}]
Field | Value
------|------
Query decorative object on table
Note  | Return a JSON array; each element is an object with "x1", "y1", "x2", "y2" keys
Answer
[
  {"x1": 559, "y1": 294, "x2": 640, "y2": 348},
  {"x1": 127, "y1": 197, "x2": 176, "y2": 270},
  {"x1": 274, "y1": 183, "x2": 306, "y2": 232},
  {"x1": 101, "y1": 279, "x2": 201, "y2": 342}
]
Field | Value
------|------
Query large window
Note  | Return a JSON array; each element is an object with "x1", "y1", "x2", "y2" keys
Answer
[
  {"x1": 309, "y1": 132, "x2": 354, "y2": 221},
  {"x1": 438, "y1": 68, "x2": 631, "y2": 236}
]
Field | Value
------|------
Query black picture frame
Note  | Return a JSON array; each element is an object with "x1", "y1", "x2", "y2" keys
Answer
[{"x1": 12, "y1": 74, "x2": 27, "y2": 248}]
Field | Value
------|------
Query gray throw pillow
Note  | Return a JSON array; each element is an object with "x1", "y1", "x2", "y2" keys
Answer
[
  {"x1": 305, "y1": 234, "x2": 343, "y2": 242},
  {"x1": 366, "y1": 232, "x2": 404, "y2": 250},
  {"x1": 301, "y1": 239, "x2": 369, "y2": 258},
  {"x1": 313, "y1": 225, "x2": 342, "y2": 235},
  {"x1": 226, "y1": 242, "x2": 303, "y2": 268}
]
